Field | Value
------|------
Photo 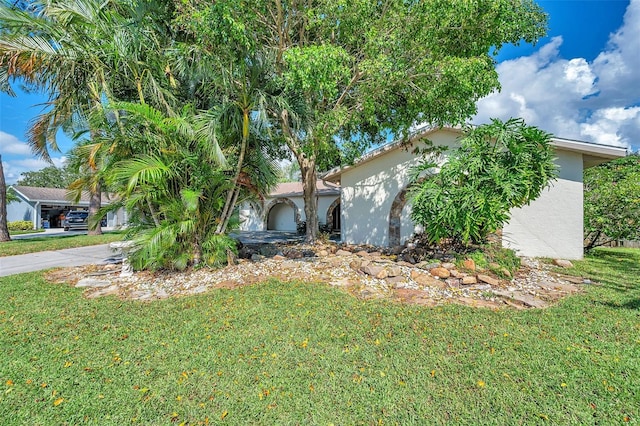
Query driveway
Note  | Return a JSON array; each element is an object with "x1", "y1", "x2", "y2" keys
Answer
[{"x1": 0, "y1": 244, "x2": 115, "y2": 277}]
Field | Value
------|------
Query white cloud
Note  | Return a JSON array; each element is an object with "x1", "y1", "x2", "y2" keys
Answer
[
  {"x1": 475, "y1": 0, "x2": 640, "y2": 149},
  {"x1": 0, "y1": 131, "x2": 32, "y2": 155}
]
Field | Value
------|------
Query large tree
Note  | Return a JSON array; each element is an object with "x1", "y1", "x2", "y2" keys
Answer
[
  {"x1": 16, "y1": 164, "x2": 80, "y2": 188},
  {"x1": 584, "y1": 154, "x2": 640, "y2": 251},
  {"x1": 177, "y1": 0, "x2": 548, "y2": 242}
]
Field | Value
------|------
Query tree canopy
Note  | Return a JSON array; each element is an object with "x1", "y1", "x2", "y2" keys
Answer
[
  {"x1": 16, "y1": 165, "x2": 80, "y2": 189},
  {"x1": 176, "y1": 0, "x2": 549, "y2": 241},
  {"x1": 584, "y1": 154, "x2": 640, "y2": 251}
]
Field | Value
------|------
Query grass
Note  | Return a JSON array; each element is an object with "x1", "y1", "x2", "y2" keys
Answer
[
  {"x1": 9, "y1": 229, "x2": 45, "y2": 236},
  {"x1": 0, "y1": 232, "x2": 124, "y2": 257},
  {"x1": 0, "y1": 248, "x2": 638, "y2": 425}
]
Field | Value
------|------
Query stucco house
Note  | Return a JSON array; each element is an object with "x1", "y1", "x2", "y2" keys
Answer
[
  {"x1": 322, "y1": 127, "x2": 627, "y2": 260},
  {"x1": 239, "y1": 181, "x2": 341, "y2": 232},
  {"x1": 7, "y1": 185, "x2": 127, "y2": 229}
]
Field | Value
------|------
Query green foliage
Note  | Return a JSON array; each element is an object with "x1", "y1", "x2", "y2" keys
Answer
[
  {"x1": 7, "y1": 220, "x2": 33, "y2": 231},
  {"x1": 16, "y1": 165, "x2": 80, "y2": 189},
  {"x1": 462, "y1": 244, "x2": 521, "y2": 278},
  {"x1": 410, "y1": 118, "x2": 557, "y2": 245},
  {"x1": 175, "y1": 0, "x2": 549, "y2": 241},
  {"x1": 583, "y1": 155, "x2": 640, "y2": 251}
]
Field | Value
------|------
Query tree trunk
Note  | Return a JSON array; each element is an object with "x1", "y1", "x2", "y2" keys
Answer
[
  {"x1": 87, "y1": 182, "x2": 103, "y2": 235},
  {"x1": 0, "y1": 155, "x2": 11, "y2": 242},
  {"x1": 300, "y1": 158, "x2": 318, "y2": 243}
]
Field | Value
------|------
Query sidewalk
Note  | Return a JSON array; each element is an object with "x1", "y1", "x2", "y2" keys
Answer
[{"x1": 0, "y1": 244, "x2": 115, "y2": 277}]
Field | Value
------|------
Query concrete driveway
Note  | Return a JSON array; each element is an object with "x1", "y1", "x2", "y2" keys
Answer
[{"x1": 0, "y1": 244, "x2": 115, "y2": 277}]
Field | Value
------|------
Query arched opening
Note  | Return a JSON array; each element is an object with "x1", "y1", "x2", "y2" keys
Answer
[
  {"x1": 263, "y1": 198, "x2": 300, "y2": 231},
  {"x1": 325, "y1": 197, "x2": 341, "y2": 232},
  {"x1": 388, "y1": 189, "x2": 408, "y2": 246},
  {"x1": 389, "y1": 181, "x2": 429, "y2": 246}
]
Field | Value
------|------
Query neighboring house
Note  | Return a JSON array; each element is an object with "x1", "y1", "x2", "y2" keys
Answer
[
  {"x1": 239, "y1": 181, "x2": 341, "y2": 232},
  {"x1": 7, "y1": 185, "x2": 127, "y2": 229},
  {"x1": 323, "y1": 127, "x2": 627, "y2": 260}
]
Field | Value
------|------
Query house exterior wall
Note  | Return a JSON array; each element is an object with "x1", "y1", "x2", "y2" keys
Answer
[
  {"x1": 502, "y1": 149, "x2": 585, "y2": 259},
  {"x1": 238, "y1": 193, "x2": 340, "y2": 232},
  {"x1": 340, "y1": 130, "x2": 460, "y2": 246},
  {"x1": 339, "y1": 130, "x2": 587, "y2": 259},
  {"x1": 6, "y1": 199, "x2": 37, "y2": 225}
]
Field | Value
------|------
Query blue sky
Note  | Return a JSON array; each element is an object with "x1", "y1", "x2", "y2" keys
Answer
[{"x1": 1, "y1": 0, "x2": 639, "y2": 183}]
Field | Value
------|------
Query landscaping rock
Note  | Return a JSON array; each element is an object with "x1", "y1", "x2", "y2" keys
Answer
[
  {"x1": 76, "y1": 278, "x2": 112, "y2": 288},
  {"x1": 463, "y1": 258, "x2": 476, "y2": 271},
  {"x1": 386, "y1": 266, "x2": 403, "y2": 278},
  {"x1": 411, "y1": 270, "x2": 447, "y2": 289},
  {"x1": 336, "y1": 249, "x2": 352, "y2": 256},
  {"x1": 477, "y1": 274, "x2": 500, "y2": 286},
  {"x1": 461, "y1": 276, "x2": 478, "y2": 285},
  {"x1": 361, "y1": 265, "x2": 388, "y2": 279},
  {"x1": 441, "y1": 262, "x2": 456, "y2": 269},
  {"x1": 553, "y1": 259, "x2": 574, "y2": 268},
  {"x1": 430, "y1": 267, "x2": 451, "y2": 279},
  {"x1": 385, "y1": 276, "x2": 407, "y2": 288}
]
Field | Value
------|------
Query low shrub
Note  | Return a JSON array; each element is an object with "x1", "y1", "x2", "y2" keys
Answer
[{"x1": 7, "y1": 220, "x2": 33, "y2": 231}]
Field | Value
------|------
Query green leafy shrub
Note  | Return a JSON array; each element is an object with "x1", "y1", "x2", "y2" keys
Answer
[
  {"x1": 459, "y1": 244, "x2": 521, "y2": 278},
  {"x1": 7, "y1": 220, "x2": 33, "y2": 231},
  {"x1": 410, "y1": 118, "x2": 557, "y2": 245}
]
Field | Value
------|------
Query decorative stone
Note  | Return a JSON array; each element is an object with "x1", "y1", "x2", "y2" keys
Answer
[
  {"x1": 356, "y1": 250, "x2": 370, "y2": 257},
  {"x1": 349, "y1": 260, "x2": 362, "y2": 271},
  {"x1": 317, "y1": 250, "x2": 329, "y2": 257},
  {"x1": 429, "y1": 267, "x2": 451, "y2": 279},
  {"x1": 385, "y1": 276, "x2": 407, "y2": 288},
  {"x1": 336, "y1": 249, "x2": 352, "y2": 256},
  {"x1": 272, "y1": 255, "x2": 287, "y2": 261},
  {"x1": 500, "y1": 268, "x2": 512, "y2": 278},
  {"x1": 361, "y1": 265, "x2": 388, "y2": 279},
  {"x1": 251, "y1": 254, "x2": 265, "y2": 261},
  {"x1": 411, "y1": 270, "x2": 447, "y2": 289},
  {"x1": 553, "y1": 259, "x2": 574, "y2": 268},
  {"x1": 445, "y1": 278, "x2": 460, "y2": 288},
  {"x1": 386, "y1": 266, "x2": 403, "y2": 278},
  {"x1": 76, "y1": 278, "x2": 112, "y2": 288},
  {"x1": 477, "y1": 274, "x2": 500, "y2": 286},
  {"x1": 463, "y1": 259, "x2": 476, "y2": 271},
  {"x1": 285, "y1": 250, "x2": 303, "y2": 259},
  {"x1": 461, "y1": 276, "x2": 478, "y2": 285},
  {"x1": 441, "y1": 262, "x2": 456, "y2": 269}
]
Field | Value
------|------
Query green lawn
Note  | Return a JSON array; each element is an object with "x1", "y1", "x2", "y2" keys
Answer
[
  {"x1": 1, "y1": 248, "x2": 638, "y2": 425},
  {"x1": 0, "y1": 232, "x2": 124, "y2": 257}
]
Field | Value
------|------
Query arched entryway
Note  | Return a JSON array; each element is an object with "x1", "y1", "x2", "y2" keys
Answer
[
  {"x1": 388, "y1": 189, "x2": 408, "y2": 246},
  {"x1": 263, "y1": 198, "x2": 300, "y2": 231},
  {"x1": 325, "y1": 197, "x2": 341, "y2": 231}
]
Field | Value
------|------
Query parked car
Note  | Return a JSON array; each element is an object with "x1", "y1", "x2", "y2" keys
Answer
[{"x1": 63, "y1": 211, "x2": 89, "y2": 231}]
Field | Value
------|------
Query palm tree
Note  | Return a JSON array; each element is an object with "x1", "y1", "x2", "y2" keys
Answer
[{"x1": 0, "y1": 0, "x2": 176, "y2": 234}]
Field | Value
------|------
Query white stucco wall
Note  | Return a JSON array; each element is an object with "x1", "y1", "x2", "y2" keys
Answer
[
  {"x1": 340, "y1": 130, "x2": 460, "y2": 246},
  {"x1": 238, "y1": 194, "x2": 340, "y2": 232},
  {"x1": 502, "y1": 149, "x2": 585, "y2": 259},
  {"x1": 339, "y1": 131, "x2": 588, "y2": 259},
  {"x1": 6, "y1": 198, "x2": 35, "y2": 224}
]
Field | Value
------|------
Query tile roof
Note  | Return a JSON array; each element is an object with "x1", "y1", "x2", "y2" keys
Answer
[
  {"x1": 10, "y1": 186, "x2": 114, "y2": 204},
  {"x1": 270, "y1": 180, "x2": 340, "y2": 197}
]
